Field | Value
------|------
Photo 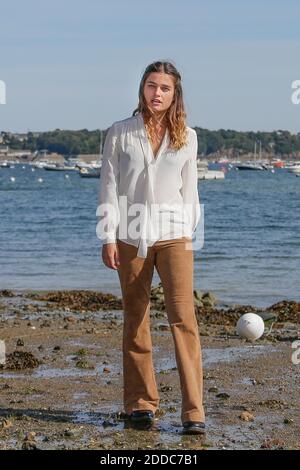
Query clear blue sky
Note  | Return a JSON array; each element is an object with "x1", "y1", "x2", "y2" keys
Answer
[{"x1": 1, "y1": 0, "x2": 300, "y2": 133}]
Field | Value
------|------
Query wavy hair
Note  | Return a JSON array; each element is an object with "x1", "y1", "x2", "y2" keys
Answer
[{"x1": 132, "y1": 61, "x2": 188, "y2": 150}]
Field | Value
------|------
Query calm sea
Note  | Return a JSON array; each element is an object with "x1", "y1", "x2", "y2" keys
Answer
[{"x1": 0, "y1": 164, "x2": 299, "y2": 308}]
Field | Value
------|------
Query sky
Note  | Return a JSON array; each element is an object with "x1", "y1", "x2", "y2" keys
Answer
[{"x1": 0, "y1": 0, "x2": 300, "y2": 133}]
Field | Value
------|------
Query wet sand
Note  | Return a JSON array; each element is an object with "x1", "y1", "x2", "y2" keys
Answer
[{"x1": 0, "y1": 289, "x2": 299, "y2": 450}]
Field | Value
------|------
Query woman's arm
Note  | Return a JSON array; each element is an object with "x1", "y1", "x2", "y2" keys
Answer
[
  {"x1": 96, "y1": 122, "x2": 120, "y2": 244},
  {"x1": 180, "y1": 130, "x2": 201, "y2": 235}
]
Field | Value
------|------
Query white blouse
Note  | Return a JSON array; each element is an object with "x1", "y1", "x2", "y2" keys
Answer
[{"x1": 96, "y1": 112, "x2": 201, "y2": 258}]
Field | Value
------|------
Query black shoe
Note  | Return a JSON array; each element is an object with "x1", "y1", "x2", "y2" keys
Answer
[
  {"x1": 130, "y1": 410, "x2": 155, "y2": 424},
  {"x1": 182, "y1": 421, "x2": 206, "y2": 435}
]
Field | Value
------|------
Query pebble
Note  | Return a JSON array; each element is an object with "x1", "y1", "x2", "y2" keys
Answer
[
  {"x1": 239, "y1": 411, "x2": 254, "y2": 422},
  {"x1": 216, "y1": 392, "x2": 230, "y2": 400},
  {"x1": 1, "y1": 419, "x2": 13, "y2": 429}
]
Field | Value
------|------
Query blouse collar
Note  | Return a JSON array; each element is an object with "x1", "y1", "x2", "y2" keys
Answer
[{"x1": 136, "y1": 112, "x2": 170, "y2": 164}]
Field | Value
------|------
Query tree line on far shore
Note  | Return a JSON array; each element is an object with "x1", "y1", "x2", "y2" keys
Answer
[{"x1": 1, "y1": 127, "x2": 300, "y2": 157}]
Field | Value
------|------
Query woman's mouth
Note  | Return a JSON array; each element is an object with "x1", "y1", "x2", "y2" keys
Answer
[{"x1": 152, "y1": 100, "x2": 161, "y2": 105}]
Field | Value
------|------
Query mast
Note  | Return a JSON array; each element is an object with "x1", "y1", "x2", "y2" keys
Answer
[
  {"x1": 99, "y1": 129, "x2": 103, "y2": 164},
  {"x1": 259, "y1": 140, "x2": 262, "y2": 161},
  {"x1": 99, "y1": 130, "x2": 103, "y2": 155}
]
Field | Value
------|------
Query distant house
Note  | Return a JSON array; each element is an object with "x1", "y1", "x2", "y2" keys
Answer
[{"x1": 37, "y1": 151, "x2": 65, "y2": 163}]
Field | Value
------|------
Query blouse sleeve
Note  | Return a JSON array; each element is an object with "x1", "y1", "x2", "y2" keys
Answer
[
  {"x1": 180, "y1": 130, "x2": 201, "y2": 235},
  {"x1": 96, "y1": 122, "x2": 120, "y2": 244}
]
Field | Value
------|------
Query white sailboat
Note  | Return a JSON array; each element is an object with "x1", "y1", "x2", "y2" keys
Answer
[
  {"x1": 78, "y1": 129, "x2": 103, "y2": 178},
  {"x1": 235, "y1": 141, "x2": 265, "y2": 170},
  {"x1": 287, "y1": 161, "x2": 300, "y2": 175},
  {"x1": 197, "y1": 160, "x2": 225, "y2": 180}
]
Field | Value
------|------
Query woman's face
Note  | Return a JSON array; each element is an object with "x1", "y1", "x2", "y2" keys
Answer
[{"x1": 143, "y1": 72, "x2": 175, "y2": 116}]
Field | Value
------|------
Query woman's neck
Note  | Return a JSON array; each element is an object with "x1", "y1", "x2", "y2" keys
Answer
[{"x1": 143, "y1": 110, "x2": 167, "y2": 131}]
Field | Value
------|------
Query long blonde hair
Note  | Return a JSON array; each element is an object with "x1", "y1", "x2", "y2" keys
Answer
[{"x1": 132, "y1": 61, "x2": 188, "y2": 150}]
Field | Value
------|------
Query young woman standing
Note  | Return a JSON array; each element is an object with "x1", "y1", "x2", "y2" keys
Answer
[{"x1": 97, "y1": 61, "x2": 205, "y2": 435}]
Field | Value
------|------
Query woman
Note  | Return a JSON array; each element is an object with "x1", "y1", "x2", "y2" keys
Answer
[{"x1": 97, "y1": 60, "x2": 205, "y2": 435}]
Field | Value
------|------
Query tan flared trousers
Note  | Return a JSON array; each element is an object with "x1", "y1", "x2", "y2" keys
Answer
[{"x1": 116, "y1": 236, "x2": 205, "y2": 423}]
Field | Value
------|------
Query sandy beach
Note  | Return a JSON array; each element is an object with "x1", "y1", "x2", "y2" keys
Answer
[{"x1": 0, "y1": 289, "x2": 299, "y2": 450}]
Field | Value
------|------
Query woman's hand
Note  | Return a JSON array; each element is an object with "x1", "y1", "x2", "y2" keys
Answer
[{"x1": 102, "y1": 243, "x2": 120, "y2": 270}]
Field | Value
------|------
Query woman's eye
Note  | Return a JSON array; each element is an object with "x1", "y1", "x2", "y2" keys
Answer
[{"x1": 147, "y1": 84, "x2": 170, "y2": 92}]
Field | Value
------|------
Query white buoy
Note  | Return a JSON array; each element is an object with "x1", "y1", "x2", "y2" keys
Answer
[
  {"x1": 65, "y1": 174, "x2": 69, "y2": 179},
  {"x1": 38, "y1": 177, "x2": 43, "y2": 183},
  {"x1": 31, "y1": 168, "x2": 35, "y2": 172},
  {"x1": 236, "y1": 313, "x2": 265, "y2": 340},
  {"x1": 10, "y1": 176, "x2": 15, "y2": 182},
  {"x1": 22, "y1": 166, "x2": 26, "y2": 169}
]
